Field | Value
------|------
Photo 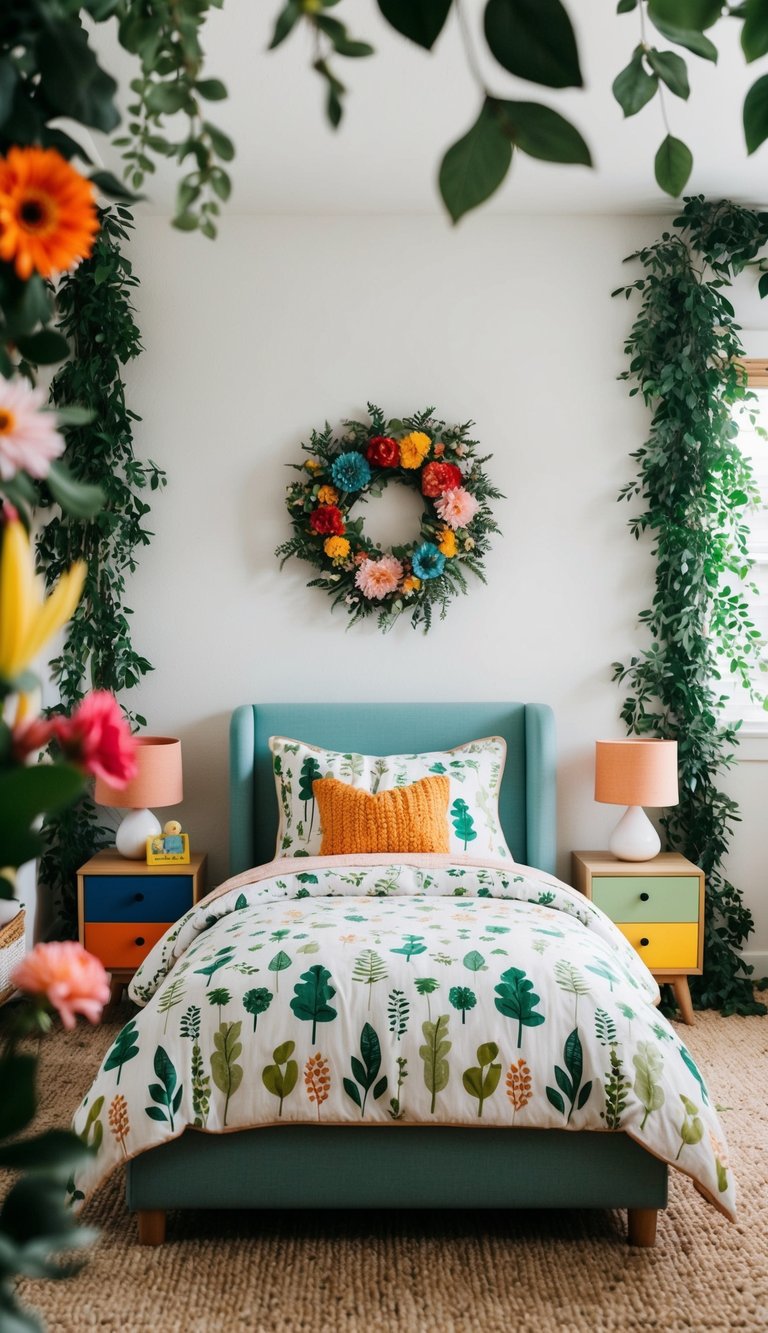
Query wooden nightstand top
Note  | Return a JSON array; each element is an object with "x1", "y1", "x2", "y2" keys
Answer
[
  {"x1": 572, "y1": 850, "x2": 702, "y2": 878},
  {"x1": 77, "y1": 850, "x2": 207, "y2": 877}
]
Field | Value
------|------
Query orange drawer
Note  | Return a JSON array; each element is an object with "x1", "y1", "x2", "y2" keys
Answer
[
  {"x1": 616, "y1": 921, "x2": 699, "y2": 971},
  {"x1": 84, "y1": 921, "x2": 171, "y2": 969}
]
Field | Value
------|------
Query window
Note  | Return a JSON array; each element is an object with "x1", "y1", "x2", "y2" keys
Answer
[{"x1": 729, "y1": 360, "x2": 768, "y2": 735}]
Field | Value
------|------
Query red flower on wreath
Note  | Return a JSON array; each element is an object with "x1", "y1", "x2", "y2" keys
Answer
[
  {"x1": 366, "y1": 435, "x2": 399, "y2": 468},
  {"x1": 310, "y1": 504, "x2": 345, "y2": 536},
  {"x1": 421, "y1": 461, "x2": 463, "y2": 497}
]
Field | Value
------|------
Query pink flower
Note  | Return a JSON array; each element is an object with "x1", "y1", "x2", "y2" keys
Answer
[
  {"x1": 55, "y1": 691, "x2": 138, "y2": 787},
  {"x1": 355, "y1": 554, "x2": 404, "y2": 600},
  {"x1": 11, "y1": 941, "x2": 110, "y2": 1030},
  {"x1": 434, "y1": 486, "x2": 480, "y2": 530},
  {"x1": 0, "y1": 375, "x2": 64, "y2": 481}
]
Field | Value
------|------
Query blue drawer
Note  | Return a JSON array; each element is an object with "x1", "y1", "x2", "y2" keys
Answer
[{"x1": 84, "y1": 875, "x2": 193, "y2": 923}]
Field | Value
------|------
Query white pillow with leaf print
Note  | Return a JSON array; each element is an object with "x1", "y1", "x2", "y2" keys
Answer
[{"x1": 268, "y1": 735, "x2": 512, "y2": 861}]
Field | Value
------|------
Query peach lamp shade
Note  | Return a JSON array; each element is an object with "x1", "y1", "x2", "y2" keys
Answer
[
  {"x1": 95, "y1": 737, "x2": 183, "y2": 859},
  {"x1": 594, "y1": 739, "x2": 678, "y2": 862}
]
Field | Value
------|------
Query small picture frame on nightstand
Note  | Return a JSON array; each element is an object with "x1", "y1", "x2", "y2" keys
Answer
[{"x1": 147, "y1": 833, "x2": 190, "y2": 865}]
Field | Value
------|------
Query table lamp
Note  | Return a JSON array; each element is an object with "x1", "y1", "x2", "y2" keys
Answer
[
  {"x1": 95, "y1": 736, "x2": 183, "y2": 859},
  {"x1": 594, "y1": 738, "x2": 678, "y2": 862}
]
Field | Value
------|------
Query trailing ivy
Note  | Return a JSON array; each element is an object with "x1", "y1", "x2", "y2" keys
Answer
[
  {"x1": 614, "y1": 196, "x2": 768, "y2": 1017},
  {"x1": 36, "y1": 205, "x2": 166, "y2": 937}
]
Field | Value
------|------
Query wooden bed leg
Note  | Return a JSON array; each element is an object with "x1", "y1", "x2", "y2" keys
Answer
[
  {"x1": 627, "y1": 1207, "x2": 658, "y2": 1248},
  {"x1": 137, "y1": 1209, "x2": 166, "y2": 1246}
]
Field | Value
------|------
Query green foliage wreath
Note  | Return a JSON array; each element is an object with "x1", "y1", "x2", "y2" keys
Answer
[{"x1": 276, "y1": 405, "x2": 501, "y2": 632}]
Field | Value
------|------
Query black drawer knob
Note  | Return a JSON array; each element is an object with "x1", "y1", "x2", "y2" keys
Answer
[
  {"x1": 640, "y1": 937, "x2": 650, "y2": 947},
  {"x1": 135, "y1": 936, "x2": 145, "y2": 947},
  {"x1": 134, "y1": 892, "x2": 144, "y2": 903},
  {"x1": 640, "y1": 892, "x2": 650, "y2": 902}
]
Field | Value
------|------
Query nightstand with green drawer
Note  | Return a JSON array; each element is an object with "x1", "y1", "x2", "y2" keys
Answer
[
  {"x1": 77, "y1": 851, "x2": 207, "y2": 1005},
  {"x1": 571, "y1": 851, "x2": 704, "y2": 1025}
]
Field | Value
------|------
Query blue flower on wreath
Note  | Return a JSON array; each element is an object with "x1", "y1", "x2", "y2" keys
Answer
[
  {"x1": 412, "y1": 542, "x2": 445, "y2": 581},
  {"x1": 331, "y1": 451, "x2": 371, "y2": 492}
]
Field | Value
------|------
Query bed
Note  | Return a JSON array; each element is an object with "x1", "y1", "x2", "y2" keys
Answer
[{"x1": 71, "y1": 703, "x2": 733, "y2": 1247}]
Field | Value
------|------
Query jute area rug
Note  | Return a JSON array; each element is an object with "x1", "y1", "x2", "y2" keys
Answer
[{"x1": 10, "y1": 1003, "x2": 768, "y2": 1333}]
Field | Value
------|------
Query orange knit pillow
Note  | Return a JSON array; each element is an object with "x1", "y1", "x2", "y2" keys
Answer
[{"x1": 313, "y1": 775, "x2": 450, "y2": 856}]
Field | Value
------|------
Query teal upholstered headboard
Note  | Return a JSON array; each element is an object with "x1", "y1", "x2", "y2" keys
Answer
[{"x1": 229, "y1": 702, "x2": 556, "y2": 876}]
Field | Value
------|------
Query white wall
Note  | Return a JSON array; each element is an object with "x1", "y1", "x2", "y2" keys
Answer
[{"x1": 118, "y1": 211, "x2": 767, "y2": 971}]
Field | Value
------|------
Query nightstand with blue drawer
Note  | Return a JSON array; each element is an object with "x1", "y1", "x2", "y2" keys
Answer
[{"x1": 77, "y1": 851, "x2": 207, "y2": 1004}]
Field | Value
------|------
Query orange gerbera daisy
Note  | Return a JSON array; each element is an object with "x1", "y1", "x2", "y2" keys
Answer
[{"x1": 0, "y1": 148, "x2": 99, "y2": 281}]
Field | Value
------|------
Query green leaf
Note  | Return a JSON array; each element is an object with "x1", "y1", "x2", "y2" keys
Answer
[
  {"x1": 612, "y1": 49, "x2": 658, "y2": 118},
  {"x1": 654, "y1": 134, "x2": 693, "y2": 195},
  {"x1": 269, "y1": 0, "x2": 302, "y2": 48},
  {"x1": 37, "y1": 20, "x2": 119, "y2": 132},
  {"x1": 744, "y1": 74, "x2": 768, "y2": 153},
  {"x1": 0, "y1": 765, "x2": 84, "y2": 868},
  {"x1": 0, "y1": 1056, "x2": 36, "y2": 1139},
  {"x1": 483, "y1": 0, "x2": 583, "y2": 89},
  {"x1": 419, "y1": 1014, "x2": 451, "y2": 1112},
  {"x1": 494, "y1": 966, "x2": 545, "y2": 1045},
  {"x1": 648, "y1": 0, "x2": 721, "y2": 29},
  {"x1": 376, "y1": 0, "x2": 452, "y2": 49},
  {"x1": 439, "y1": 101, "x2": 512, "y2": 223},
  {"x1": 89, "y1": 170, "x2": 143, "y2": 202},
  {"x1": 546, "y1": 1086, "x2": 565, "y2": 1114},
  {"x1": 196, "y1": 78, "x2": 228, "y2": 100},
  {"x1": 289, "y1": 964, "x2": 337, "y2": 1042},
  {"x1": 0, "y1": 59, "x2": 19, "y2": 125},
  {"x1": 46, "y1": 462, "x2": 104, "y2": 519},
  {"x1": 647, "y1": 15, "x2": 718, "y2": 59},
  {"x1": 647, "y1": 49, "x2": 690, "y2": 99},
  {"x1": 205, "y1": 123, "x2": 235, "y2": 162},
  {"x1": 55, "y1": 406, "x2": 96, "y2": 427},
  {"x1": 0, "y1": 1130, "x2": 92, "y2": 1173},
  {"x1": 742, "y1": 0, "x2": 768, "y2": 61},
  {"x1": 494, "y1": 99, "x2": 591, "y2": 164},
  {"x1": 15, "y1": 330, "x2": 70, "y2": 365}
]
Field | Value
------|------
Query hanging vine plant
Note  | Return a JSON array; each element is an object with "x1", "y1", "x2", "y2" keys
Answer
[
  {"x1": 36, "y1": 205, "x2": 166, "y2": 937},
  {"x1": 614, "y1": 195, "x2": 768, "y2": 1017}
]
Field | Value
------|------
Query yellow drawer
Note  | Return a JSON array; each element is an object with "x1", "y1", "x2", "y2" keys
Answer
[{"x1": 616, "y1": 921, "x2": 699, "y2": 970}]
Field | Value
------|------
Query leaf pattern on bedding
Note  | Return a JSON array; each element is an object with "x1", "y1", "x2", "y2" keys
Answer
[{"x1": 70, "y1": 855, "x2": 735, "y2": 1221}]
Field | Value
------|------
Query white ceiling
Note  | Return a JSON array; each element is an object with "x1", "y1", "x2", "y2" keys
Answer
[{"x1": 91, "y1": 0, "x2": 768, "y2": 216}]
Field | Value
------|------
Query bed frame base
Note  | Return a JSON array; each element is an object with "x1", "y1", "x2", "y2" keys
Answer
[{"x1": 128, "y1": 1125, "x2": 667, "y2": 1249}]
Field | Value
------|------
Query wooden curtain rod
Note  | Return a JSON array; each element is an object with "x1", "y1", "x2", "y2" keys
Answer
[{"x1": 735, "y1": 357, "x2": 768, "y2": 386}]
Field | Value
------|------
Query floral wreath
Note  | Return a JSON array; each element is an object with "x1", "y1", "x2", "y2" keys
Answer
[{"x1": 276, "y1": 404, "x2": 501, "y2": 631}]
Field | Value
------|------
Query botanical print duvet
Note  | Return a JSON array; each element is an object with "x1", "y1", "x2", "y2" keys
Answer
[{"x1": 72, "y1": 855, "x2": 735, "y2": 1219}]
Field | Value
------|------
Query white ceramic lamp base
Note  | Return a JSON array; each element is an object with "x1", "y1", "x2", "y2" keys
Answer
[
  {"x1": 115, "y1": 808, "x2": 162, "y2": 859},
  {"x1": 608, "y1": 805, "x2": 661, "y2": 862}
]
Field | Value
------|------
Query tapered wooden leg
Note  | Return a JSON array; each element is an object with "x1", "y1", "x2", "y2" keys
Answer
[
  {"x1": 627, "y1": 1207, "x2": 658, "y2": 1248},
  {"x1": 109, "y1": 975, "x2": 124, "y2": 1007},
  {"x1": 137, "y1": 1209, "x2": 166, "y2": 1246},
  {"x1": 672, "y1": 978, "x2": 694, "y2": 1026}
]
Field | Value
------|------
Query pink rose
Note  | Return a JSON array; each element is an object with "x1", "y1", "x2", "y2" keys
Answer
[{"x1": 11, "y1": 941, "x2": 110, "y2": 1029}]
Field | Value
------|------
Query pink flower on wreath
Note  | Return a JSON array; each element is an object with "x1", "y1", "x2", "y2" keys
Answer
[
  {"x1": 434, "y1": 486, "x2": 480, "y2": 530},
  {"x1": 355, "y1": 554, "x2": 404, "y2": 600},
  {"x1": 0, "y1": 375, "x2": 64, "y2": 481},
  {"x1": 11, "y1": 941, "x2": 110, "y2": 1029},
  {"x1": 14, "y1": 691, "x2": 137, "y2": 787}
]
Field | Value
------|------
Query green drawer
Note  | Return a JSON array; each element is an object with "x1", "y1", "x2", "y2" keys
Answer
[{"x1": 592, "y1": 876, "x2": 700, "y2": 923}]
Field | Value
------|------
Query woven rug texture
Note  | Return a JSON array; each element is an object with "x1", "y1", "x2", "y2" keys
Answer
[{"x1": 7, "y1": 1002, "x2": 768, "y2": 1333}]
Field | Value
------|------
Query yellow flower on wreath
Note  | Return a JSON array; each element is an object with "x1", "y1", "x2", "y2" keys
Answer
[
  {"x1": 317, "y1": 484, "x2": 339, "y2": 504},
  {"x1": 437, "y1": 527, "x2": 457, "y2": 558},
  {"x1": 399, "y1": 431, "x2": 431, "y2": 469},
  {"x1": 323, "y1": 535, "x2": 350, "y2": 563},
  {"x1": 305, "y1": 459, "x2": 322, "y2": 472},
  {"x1": 402, "y1": 575, "x2": 421, "y2": 594}
]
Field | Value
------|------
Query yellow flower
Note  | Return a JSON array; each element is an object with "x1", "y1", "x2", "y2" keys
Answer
[
  {"x1": 399, "y1": 431, "x2": 431, "y2": 469},
  {"x1": 317, "y1": 484, "x2": 339, "y2": 504},
  {"x1": 305, "y1": 459, "x2": 322, "y2": 471},
  {"x1": 324, "y1": 535, "x2": 350, "y2": 563},
  {"x1": 437, "y1": 527, "x2": 457, "y2": 558},
  {"x1": 0, "y1": 515, "x2": 86, "y2": 683},
  {"x1": 402, "y1": 575, "x2": 421, "y2": 594}
]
